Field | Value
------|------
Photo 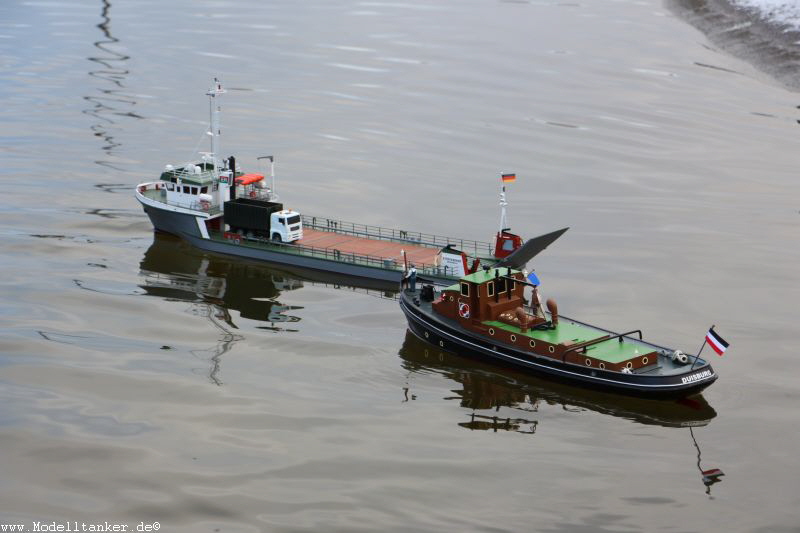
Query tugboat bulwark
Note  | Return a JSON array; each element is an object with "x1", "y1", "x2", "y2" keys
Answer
[{"x1": 400, "y1": 267, "x2": 718, "y2": 398}]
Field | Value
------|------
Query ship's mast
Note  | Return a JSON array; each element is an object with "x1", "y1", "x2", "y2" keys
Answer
[
  {"x1": 499, "y1": 183, "x2": 509, "y2": 233},
  {"x1": 206, "y1": 78, "x2": 226, "y2": 175},
  {"x1": 257, "y1": 155, "x2": 275, "y2": 194}
]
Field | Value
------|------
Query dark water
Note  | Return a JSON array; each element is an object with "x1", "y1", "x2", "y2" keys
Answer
[{"x1": 1, "y1": 0, "x2": 799, "y2": 531}]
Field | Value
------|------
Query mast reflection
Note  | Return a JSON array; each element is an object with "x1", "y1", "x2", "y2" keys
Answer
[
  {"x1": 85, "y1": 0, "x2": 140, "y2": 172},
  {"x1": 138, "y1": 233, "x2": 399, "y2": 383},
  {"x1": 399, "y1": 330, "x2": 724, "y2": 493},
  {"x1": 690, "y1": 426, "x2": 725, "y2": 497},
  {"x1": 138, "y1": 233, "x2": 305, "y2": 384}
]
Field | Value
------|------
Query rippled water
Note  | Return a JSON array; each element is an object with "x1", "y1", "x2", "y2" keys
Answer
[{"x1": 1, "y1": 0, "x2": 799, "y2": 531}]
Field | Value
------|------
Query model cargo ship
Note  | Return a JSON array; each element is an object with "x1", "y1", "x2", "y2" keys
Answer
[
  {"x1": 399, "y1": 267, "x2": 718, "y2": 398},
  {"x1": 135, "y1": 79, "x2": 567, "y2": 286}
]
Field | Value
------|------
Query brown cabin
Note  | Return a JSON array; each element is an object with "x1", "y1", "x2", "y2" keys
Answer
[
  {"x1": 432, "y1": 267, "x2": 534, "y2": 326},
  {"x1": 429, "y1": 267, "x2": 657, "y2": 372}
]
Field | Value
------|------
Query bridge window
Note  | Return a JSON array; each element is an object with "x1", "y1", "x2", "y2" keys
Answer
[
  {"x1": 497, "y1": 277, "x2": 507, "y2": 294},
  {"x1": 487, "y1": 281, "x2": 494, "y2": 297},
  {"x1": 460, "y1": 282, "x2": 469, "y2": 297},
  {"x1": 201, "y1": 186, "x2": 208, "y2": 194}
]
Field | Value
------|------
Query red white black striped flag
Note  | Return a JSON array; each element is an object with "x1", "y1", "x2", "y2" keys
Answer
[{"x1": 705, "y1": 327, "x2": 729, "y2": 356}]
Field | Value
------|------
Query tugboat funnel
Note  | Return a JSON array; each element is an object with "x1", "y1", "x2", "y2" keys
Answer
[{"x1": 546, "y1": 298, "x2": 559, "y2": 327}]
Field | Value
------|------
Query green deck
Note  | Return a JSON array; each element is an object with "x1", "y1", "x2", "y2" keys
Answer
[{"x1": 483, "y1": 320, "x2": 649, "y2": 363}]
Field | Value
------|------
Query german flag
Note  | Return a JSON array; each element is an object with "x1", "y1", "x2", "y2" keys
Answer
[{"x1": 501, "y1": 173, "x2": 516, "y2": 183}]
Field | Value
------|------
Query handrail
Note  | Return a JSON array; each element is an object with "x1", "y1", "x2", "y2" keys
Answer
[
  {"x1": 561, "y1": 335, "x2": 612, "y2": 357},
  {"x1": 561, "y1": 329, "x2": 644, "y2": 362},
  {"x1": 137, "y1": 181, "x2": 222, "y2": 214},
  {"x1": 161, "y1": 164, "x2": 217, "y2": 183},
  {"x1": 302, "y1": 214, "x2": 495, "y2": 256},
  {"x1": 214, "y1": 231, "x2": 445, "y2": 275}
]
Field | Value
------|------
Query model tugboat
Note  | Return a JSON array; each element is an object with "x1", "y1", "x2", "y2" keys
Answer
[
  {"x1": 135, "y1": 79, "x2": 567, "y2": 286},
  {"x1": 399, "y1": 267, "x2": 718, "y2": 398}
]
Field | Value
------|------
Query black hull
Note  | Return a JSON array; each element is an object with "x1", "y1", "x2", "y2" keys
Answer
[{"x1": 399, "y1": 293, "x2": 717, "y2": 399}]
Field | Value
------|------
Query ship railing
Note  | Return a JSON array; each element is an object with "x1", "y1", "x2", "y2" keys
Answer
[
  {"x1": 415, "y1": 264, "x2": 470, "y2": 282},
  {"x1": 164, "y1": 165, "x2": 218, "y2": 183},
  {"x1": 137, "y1": 181, "x2": 222, "y2": 214},
  {"x1": 234, "y1": 186, "x2": 276, "y2": 202},
  {"x1": 189, "y1": 199, "x2": 221, "y2": 214},
  {"x1": 216, "y1": 231, "x2": 444, "y2": 276},
  {"x1": 538, "y1": 311, "x2": 678, "y2": 355},
  {"x1": 302, "y1": 215, "x2": 495, "y2": 256},
  {"x1": 167, "y1": 196, "x2": 222, "y2": 214}
]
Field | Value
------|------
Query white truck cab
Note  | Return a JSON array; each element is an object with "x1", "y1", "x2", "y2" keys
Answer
[{"x1": 271, "y1": 209, "x2": 303, "y2": 242}]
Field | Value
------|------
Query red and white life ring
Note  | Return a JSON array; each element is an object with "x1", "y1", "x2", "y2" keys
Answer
[{"x1": 458, "y1": 302, "x2": 470, "y2": 318}]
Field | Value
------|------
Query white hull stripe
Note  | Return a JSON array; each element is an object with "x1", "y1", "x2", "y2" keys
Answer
[{"x1": 196, "y1": 217, "x2": 209, "y2": 239}]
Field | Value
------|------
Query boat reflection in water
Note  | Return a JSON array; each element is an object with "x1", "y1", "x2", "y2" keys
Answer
[
  {"x1": 139, "y1": 234, "x2": 304, "y2": 384},
  {"x1": 398, "y1": 330, "x2": 718, "y2": 430},
  {"x1": 139, "y1": 233, "x2": 307, "y2": 331},
  {"x1": 138, "y1": 233, "x2": 398, "y2": 383},
  {"x1": 398, "y1": 330, "x2": 724, "y2": 493}
]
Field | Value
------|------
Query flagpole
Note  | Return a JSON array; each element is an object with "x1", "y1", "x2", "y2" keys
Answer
[
  {"x1": 690, "y1": 324, "x2": 714, "y2": 370},
  {"x1": 499, "y1": 183, "x2": 508, "y2": 233}
]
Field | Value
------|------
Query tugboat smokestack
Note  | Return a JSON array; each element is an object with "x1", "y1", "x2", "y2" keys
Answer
[{"x1": 546, "y1": 298, "x2": 558, "y2": 327}]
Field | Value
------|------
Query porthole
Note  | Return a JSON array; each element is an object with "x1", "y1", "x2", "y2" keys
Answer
[
  {"x1": 439, "y1": 340, "x2": 444, "y2": 348},
  {"x1": 488, "y1": 328, "x2": 495, "y2": 336},
  {"x1": 626, "y1": 362, "x2": 633, "y2": 369},
  {"x1": 585, "y1": 359, "x2": 592, "y2": 366},
  {"x1": 599, "y1": 362, "x2": 606, "y2": 370},
  {"x1": 510, "y1": 334, "x2": 517, "y2": 342},
  {"x1": 548, "y1": 346, "x2": 555, "y2": 353},
  {"x1": 642, "y1": 357, "x2": 649, "y2": 365},
  {"x1": 529, "y1": 339, "x2": 536, "y2": 348},
  {"x1": 449, "y1": 296, "x2": 454, "y2": 302},
  {"x1": 424, "y1": 331, "x2": 429, "y2": 339}
]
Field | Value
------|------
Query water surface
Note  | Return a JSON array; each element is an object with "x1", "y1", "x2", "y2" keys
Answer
[{"x1": 1, "y1": 0, "x2": 799, "y2": 531}]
